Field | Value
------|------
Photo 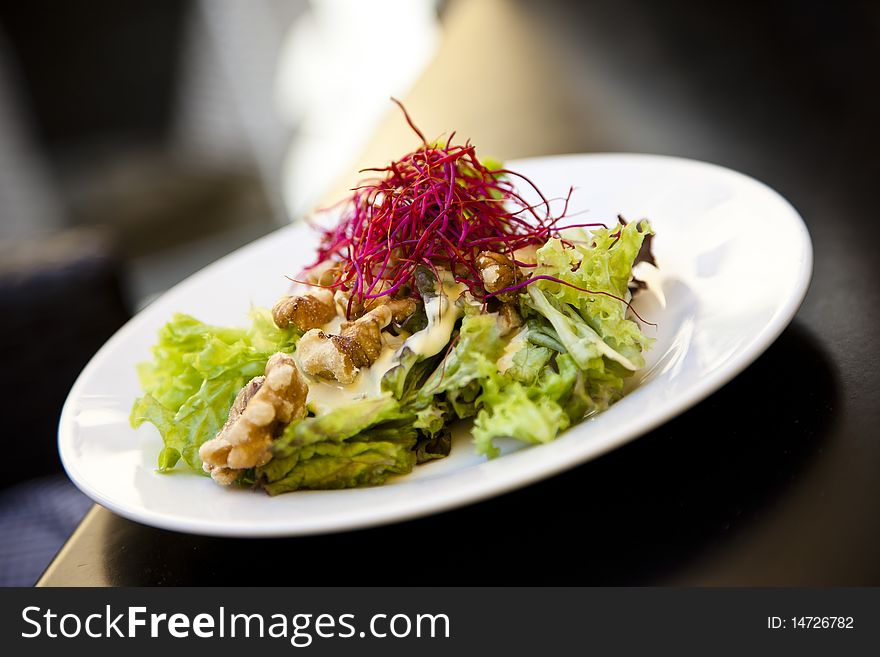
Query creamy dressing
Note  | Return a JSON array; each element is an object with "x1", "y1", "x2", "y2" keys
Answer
[
  {"x1": 402, "y1": 281, "x2": 465, "y2": 358},
  {"x1": 304, "y1": 331, "x2": 406, "y2": 415},
  {"x1": 496, "y1": 326, "x2": 529, "y2": 373},
  {"x1": 321, "y1": 313, "x2": 347, "y2": 334}
]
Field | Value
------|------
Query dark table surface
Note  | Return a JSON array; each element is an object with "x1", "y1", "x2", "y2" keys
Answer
[{"x1": 40, "y1": 0, "x2": 880, "y2": 586}]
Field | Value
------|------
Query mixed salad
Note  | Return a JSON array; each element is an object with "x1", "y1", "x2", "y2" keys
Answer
[{"x1": 131, "y1": 103, "x2": 656, "y2": 494}]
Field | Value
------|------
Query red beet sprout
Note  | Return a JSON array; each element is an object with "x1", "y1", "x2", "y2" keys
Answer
[
  {"x1": 301, "y1": 100, "x2": 654, "y2": 328},
  {"x1": 302, "y1": 100, "x2": 578, "y2": 314}
]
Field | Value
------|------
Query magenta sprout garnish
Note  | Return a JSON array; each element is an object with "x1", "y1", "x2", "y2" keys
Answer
[{"x1": 300, "y1": 99, "x2": 586, "y2": 316}]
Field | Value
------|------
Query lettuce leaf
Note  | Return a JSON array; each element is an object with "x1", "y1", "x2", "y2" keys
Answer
[
  {"x1": 472, "y1": 374, "x2": 570, "y2": 458},
  {"x1": 469, "y1": 221, "x2": 655, "y2": 457},
  {"x1": 415, "y1": 427, "x2": 452, "y2": 463},
  {"x1": 257, "y1": 396, "x2": 418, "y2": 494},
  {"x1": 530, "y1": 220, "x2": 654, "y2": 366},
  {"x1": 504, "y1": 340, "x2": 552, "y2": 385},
  {"x1": 470, "y1": 350, "x2": 588, "y2": 457},
  {"x1": 418, "y1": 313, "x2": 504, "y2": 403},
  {"x1": 413, "y1": 399, "x2": 449, "y2": 438},
  {"x1": 130, "y1": 309, "x2": 299, "y2": 472},
  {"x1": 259, "y1": 439, "x2": 417, "y2": 495},
  {"x1": 271, "y1": 395, "x2": 407, "y2": 456},
  {"x1": 527, "y1": 286, "x2": 640, "y2": 371},
  {"x1": 381, "y1": 346, "x2": 443, "y2": 404}
]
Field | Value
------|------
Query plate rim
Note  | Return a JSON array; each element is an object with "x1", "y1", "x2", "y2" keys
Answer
[{"x1": 58, "y1": 152, "x2": 813, "y2": 536}]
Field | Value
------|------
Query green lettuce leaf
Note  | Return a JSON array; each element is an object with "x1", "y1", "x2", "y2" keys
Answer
[
  {"x1": 258, "y1": 396, "x2": 419, "y2": 494},
  {"x1": 418, "y1": 313, "x2": 505, "y2": 403},
  {"x1": 470, "y1": 221, "x2": 655, "y2": 457},
  {"x1": 531, "y1": 220, "x2": 654, "y2": 365},
  {"x1": 130, "y1": 308, "x2": 299, "y2": 472},
  {"x1": 260, "y1": 439, "x2": 417, "y2": 495},
  {"x1": 415, "y1": 428, "x2": 452, "y2": 463},
  {"x1": 413, "y1": 399, "x2": 449, "y2": 438},
  {"x1": 472, "y1": 374, "x2": 571, "y2": 458},
  {"x1": 271, "y1": 395, "x2": 407, "y2": 456},
  {"x1": 527, "y1": 286, "x2": 640, "y2": 371},
  {"x1": 504, "y1": 341, "x2": 552, "y2": 385},
  {"x1": 381, "y1": 346, "x2": 443, "y2": 404}
]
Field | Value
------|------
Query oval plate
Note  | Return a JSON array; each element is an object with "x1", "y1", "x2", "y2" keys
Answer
[{"x1": 59, "y1": 154, "x2": 812, "y2": 536}]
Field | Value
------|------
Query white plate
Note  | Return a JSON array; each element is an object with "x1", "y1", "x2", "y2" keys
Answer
[{"x1": 59, "y1": 154, "x2": 812, "y2": 537}]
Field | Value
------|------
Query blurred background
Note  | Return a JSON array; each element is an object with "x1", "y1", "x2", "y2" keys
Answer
[{"x1": 0, "y1": 0, "x2": 877, "y2": 585}]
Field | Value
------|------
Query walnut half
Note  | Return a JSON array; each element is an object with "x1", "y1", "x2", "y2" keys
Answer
[
  {"x1": 498, "y1": 302, "x2": 523, "y2": 337},
  {"x1": 272, "y1": 288, "x2": 337, "y2": 332},
  {"x1": 297, "y1": 305, "x2": 394, "y2": 384},
  {"x1": 199, "y1": 352, "x2": 308, "y2": 485},
  {"x1": 477, "y1": 251, "x2": 522, "y2": 302}
]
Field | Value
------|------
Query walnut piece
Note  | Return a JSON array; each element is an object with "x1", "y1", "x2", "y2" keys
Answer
[
  {"x1": 308, "y1": 263, "x2": 343, "y2": 286},
  {"x1": 364, "y1": 296, "x2": 419, "y2": 323},
  {"x1": 272, "y1": 288, "x2": 336, "y2": 332},
  {"x1": 334, "y1": 282, "x2": 418, "y2": 324},
  {"x1": 333, "y1": 289, "x2": 362, "y2": 319},
  {"x1": 199, "y1": 352, "x2": 308, "y2": 485},
  {"x1": 477, "y1": 251, "x2": 522, "y2": 302},
  {"x1": 297, "y1": 305, "x2": 393, "y2": 384},
  {"x1": 498, "y1": 302, "x2": 523, "y2": 337}
]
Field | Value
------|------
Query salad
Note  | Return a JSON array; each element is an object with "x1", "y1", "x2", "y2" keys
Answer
[{"x1": 131, "y1": 102, "x2": 656, "y2": 494}]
